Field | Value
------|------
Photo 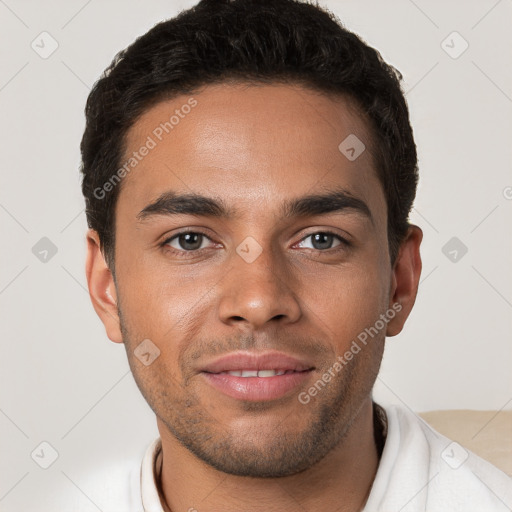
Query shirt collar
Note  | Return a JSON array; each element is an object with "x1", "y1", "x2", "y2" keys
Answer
[{"x1": 140, "y1": 437, "x2": 165, "y2": 512}]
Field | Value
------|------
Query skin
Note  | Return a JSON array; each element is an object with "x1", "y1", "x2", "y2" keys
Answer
[{"x1": 86, "y1": 83, "x2": 422, "y2": 512}]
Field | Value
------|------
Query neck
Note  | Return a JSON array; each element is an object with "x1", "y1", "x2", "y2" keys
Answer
[{"x1": 155, "y1": 397, "x2": 382, "y2": 512}]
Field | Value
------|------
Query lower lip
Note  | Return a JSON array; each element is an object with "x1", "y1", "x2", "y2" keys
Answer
[{"x1": 201, "y1": 370, "x2": 313, "y2": 401}]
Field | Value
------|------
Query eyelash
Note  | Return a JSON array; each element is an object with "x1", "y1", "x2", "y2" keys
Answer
[{"x1": 160, "y1": 229, "x2": 351, "y2": 258}]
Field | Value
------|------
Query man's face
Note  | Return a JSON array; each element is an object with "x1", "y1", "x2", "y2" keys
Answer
[{"x1": 108, "y1": 83, "x2": 397, "y2": 477}]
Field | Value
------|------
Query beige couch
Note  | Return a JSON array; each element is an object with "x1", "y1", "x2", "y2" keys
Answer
[{"x1": 419, "y1": 410, "x2": 512, "y2": 477}]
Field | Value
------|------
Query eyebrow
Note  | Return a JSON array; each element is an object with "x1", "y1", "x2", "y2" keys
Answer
[{"x1": 136, "y1": 187, "x2": 373, "y2": 223}]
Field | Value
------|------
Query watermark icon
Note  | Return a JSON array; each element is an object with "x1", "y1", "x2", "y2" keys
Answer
[
  {"x1": 134, "y1": 338, "x2": 161, "y2": 366},
  {"x1": 32, "y1": 237, "x2": 58, "y2": 263},
  {"x1": 441, "y1": 441, "x2": 469, "y2": 469},
  {"x1": 236, "y1": 236, "x2": 263, "y2": 263},
  {"x1": 93, "y1": 97, "x2": 198, "y2": 200},
  {"x1": 441, "y1": 31, "x2": 469, "y2": 60},
  {"x1": 442, "y1": 237, "x2": 468, "y2": 263},
  {"x1": 31, "y1": 31, "x2": 59, "y2": 59},
  {"x1": 31, "y1": 441, "x2": 59, "y2": 469},
  {"x1": 338, "y1": 134, "x2": 366, "y2": 161},
  {"x1": 503, "y1": 186, "x2": 512, "y2": 200},
  {"x1": 298, "y1": 302, "x2": 402, "y2": 404}
]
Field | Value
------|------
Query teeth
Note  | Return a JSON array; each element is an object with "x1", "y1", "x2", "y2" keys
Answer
[
  {"x1": 221, "y1": 369, "x2": 290, "y2": 377},
  {"x1": 241, "y1": 370, "x2": 258, "y2": 377},
  {"x1": 257, "y1": 370, "x2": 277, "y2": 378}
]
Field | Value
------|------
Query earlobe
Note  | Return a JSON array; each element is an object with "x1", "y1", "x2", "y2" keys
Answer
[
  {"x1": 85, "y1": 229, "x2": 123, "y2": 344},
  {"x1": 386, "y1": 225, "x2": 423, "y2": 337}
]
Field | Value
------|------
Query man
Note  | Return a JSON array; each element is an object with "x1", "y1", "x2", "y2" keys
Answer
[{"x1": 81, "y1": 0, "x2": 512, "y2": 510}]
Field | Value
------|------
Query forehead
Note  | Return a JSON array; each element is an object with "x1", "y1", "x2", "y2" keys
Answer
[{"x1": 117, "y1": 83, "x2": 385, "y2": 222}]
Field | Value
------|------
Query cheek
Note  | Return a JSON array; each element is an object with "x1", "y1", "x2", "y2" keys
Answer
[
  {"x1": 304, "y1": 262, "x2": 389, "y2": 346},
  {"x1": 116, "y1": 259, "x2": 219, "y2": 377},
  {"x1": 116, "y1": 253, "x2": 203, "y2": 332}
]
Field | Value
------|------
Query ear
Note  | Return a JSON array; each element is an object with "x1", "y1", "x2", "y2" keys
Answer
[
  {"x1": 85, "y1": 229, "x2": 123, "y2": 343},
  {"x1": 386, "y1": 225, "x2": 423, "y2": 337}
]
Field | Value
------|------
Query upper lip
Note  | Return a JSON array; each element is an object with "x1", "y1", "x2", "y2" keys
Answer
[{"x1": 201, "y1": 351, "x2": 315, "y2": 374}]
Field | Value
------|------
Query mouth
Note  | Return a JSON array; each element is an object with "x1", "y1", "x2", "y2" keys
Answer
[
  {"x1": 213, "y1": 369, "x2": 302, "y2": 377},
  {"x1": 200, "y1": 351, "x2": 315, "y2": 402}
]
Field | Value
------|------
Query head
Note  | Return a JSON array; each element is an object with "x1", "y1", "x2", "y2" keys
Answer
[{"x1": 83, "y1": 0, "x2": 422, "y2": 478}]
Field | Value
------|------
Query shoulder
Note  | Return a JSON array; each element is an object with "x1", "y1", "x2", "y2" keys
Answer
[{"x1": 364, "y1": 403, "x2": 512, "y2": 512}]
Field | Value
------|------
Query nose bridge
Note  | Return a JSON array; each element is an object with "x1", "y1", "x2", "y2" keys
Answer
[{"x1": 217, "y1": 236, "x2": 301, "y2": 328}]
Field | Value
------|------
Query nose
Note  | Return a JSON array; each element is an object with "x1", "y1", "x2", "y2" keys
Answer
[{"x1": 217, "y1": 243, "x2": 302, "y2": 330}]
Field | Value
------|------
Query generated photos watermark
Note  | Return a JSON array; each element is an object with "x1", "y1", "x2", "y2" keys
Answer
[
  {"x1": 93, "y1": 97, "x2": 198, "y2": 200},
  {"x1": 298, "y1": 302, "x2": 402, "y2": 405}
]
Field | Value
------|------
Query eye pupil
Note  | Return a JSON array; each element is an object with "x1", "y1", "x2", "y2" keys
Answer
[
  {"x1": 179, "y1": 233, "x2": 203, "y2": 250},
  {"x1": 312, "y1": 232, "x2": 334, "y2": 250}
]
